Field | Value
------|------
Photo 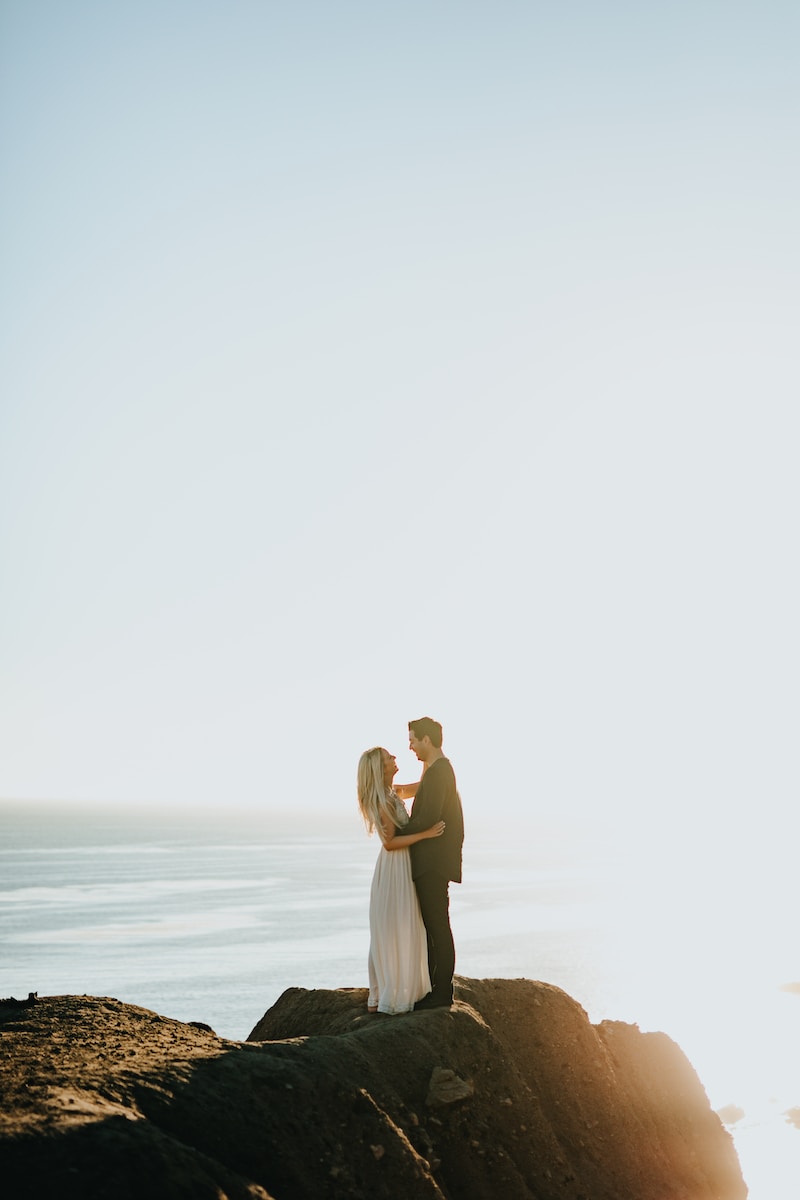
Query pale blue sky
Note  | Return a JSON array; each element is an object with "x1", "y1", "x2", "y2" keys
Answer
[{"x1": 1, "y1": 1, "x2": 798, "y2": 833}]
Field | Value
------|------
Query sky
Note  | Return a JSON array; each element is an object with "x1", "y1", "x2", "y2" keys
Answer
[{"x1": 1, "y1": 0, "x2": 798, "y2": 842}]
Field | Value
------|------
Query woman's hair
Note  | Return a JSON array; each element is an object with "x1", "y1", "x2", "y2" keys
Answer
[{"x1": 357, "y1": 747, "x2": 393, "y2": 835}]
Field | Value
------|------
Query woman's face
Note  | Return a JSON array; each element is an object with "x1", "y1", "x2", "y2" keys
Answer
[{"x1": 380, "y1": 749, "x2": 398, "y2": 788}]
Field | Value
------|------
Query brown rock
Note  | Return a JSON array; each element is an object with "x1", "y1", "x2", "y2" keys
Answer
[
  {"x1": 425, "y1": 1067, "x2": 474, "y2": 1107},
  {"x1": 0, "y1": 979, "x2": 746, "y2": 1200}
]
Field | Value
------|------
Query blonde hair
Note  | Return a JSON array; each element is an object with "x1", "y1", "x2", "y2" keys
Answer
[{"x1": 357, "y1": 747, "x2": 394, "y2": 835}]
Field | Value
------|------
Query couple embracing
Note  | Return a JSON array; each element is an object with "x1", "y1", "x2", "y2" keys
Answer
[{"x1": 357, "y1": 717, "x2": 464, "y2": 1014}]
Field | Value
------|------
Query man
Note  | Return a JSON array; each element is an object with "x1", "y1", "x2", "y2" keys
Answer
[{"x1": 400, "y1": 717, "x2": 464, "y2": 1010}]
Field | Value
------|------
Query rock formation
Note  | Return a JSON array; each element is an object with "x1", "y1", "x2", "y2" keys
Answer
[{"x1": 0, "y1": 977, "x2": 746, "y2": 1199}]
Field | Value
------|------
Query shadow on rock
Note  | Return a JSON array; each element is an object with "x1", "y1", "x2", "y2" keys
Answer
[{"x1": 1, "y1": 979, "x2": 746, "y2": 1200}]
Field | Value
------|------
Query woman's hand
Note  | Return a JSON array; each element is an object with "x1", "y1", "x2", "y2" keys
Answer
[{"x1": 425, "y1": 821, "x2": 446, "y2": 839}]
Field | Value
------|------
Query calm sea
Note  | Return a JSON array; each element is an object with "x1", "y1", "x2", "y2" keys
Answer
[{"x1": 1, "y1": 802, "x2": 797, "y2": 1198}]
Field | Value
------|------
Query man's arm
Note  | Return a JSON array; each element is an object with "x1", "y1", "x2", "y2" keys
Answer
[
  {"x1": 377, "y1": 812, "x2": 445, "y2": 850},
  {"x1": 404, "y1": 764, "x2": 448, "y2": 834}
]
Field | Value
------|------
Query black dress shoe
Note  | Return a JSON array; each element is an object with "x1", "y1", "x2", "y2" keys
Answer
[{"x1": 414, "y1": 992, "x2": 453, "y2": 1011}]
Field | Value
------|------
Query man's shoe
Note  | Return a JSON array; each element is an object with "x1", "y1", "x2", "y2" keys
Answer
[{"x1": 414, "y1": 992, "x2": 453, "y2": 1011}]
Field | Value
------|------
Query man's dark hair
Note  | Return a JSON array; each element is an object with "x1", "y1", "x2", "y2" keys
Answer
[{"x1": 408, "y1": 717, "x2": 443, "y2": 748}]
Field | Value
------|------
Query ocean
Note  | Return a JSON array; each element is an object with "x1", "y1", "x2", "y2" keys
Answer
[{"x1": 1, "y1": 801, "x2": 797, "y2": 1198}]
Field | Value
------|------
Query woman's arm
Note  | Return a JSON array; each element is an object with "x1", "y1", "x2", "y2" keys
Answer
[
  {"x1": 394, "y1": 781, "x2": 419, "y2": 801},
  {"x1": 378, "y1": 816, "x2": 445, "y2": 851}
]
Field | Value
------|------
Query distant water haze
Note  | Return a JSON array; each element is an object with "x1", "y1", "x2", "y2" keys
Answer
[{"x1": 1, "y1": 800, "x2": 797, "y2": 1198}]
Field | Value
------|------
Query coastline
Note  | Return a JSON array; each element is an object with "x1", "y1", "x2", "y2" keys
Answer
[
  {"x1": 0, "y1": 979, "x2": 746, "y2": 1199},
  {"x1": 2, "y1": 800, "x2": 798, "y2": 1196}
]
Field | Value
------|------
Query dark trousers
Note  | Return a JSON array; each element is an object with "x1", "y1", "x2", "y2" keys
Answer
[{"x1": 414, "y1": 871, "x2": 455, "y2": 1000}]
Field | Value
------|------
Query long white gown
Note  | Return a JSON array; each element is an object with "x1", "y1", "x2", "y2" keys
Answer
[{"x1": 367, "y1": 794, "x2": 431, "y2": 1014}]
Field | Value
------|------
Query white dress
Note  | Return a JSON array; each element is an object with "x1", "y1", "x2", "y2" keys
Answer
[{"x1": 367, "y1": 794, "x2": 431, "y2": 1014}]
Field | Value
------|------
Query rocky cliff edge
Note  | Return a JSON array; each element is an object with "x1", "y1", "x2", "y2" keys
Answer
[{"x1": 0, "y1": 977, "x2": 746, "y2": 1199}]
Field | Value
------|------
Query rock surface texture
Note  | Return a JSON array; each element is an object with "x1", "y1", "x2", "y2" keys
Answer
[{"x1": 0, "y1": 977, "x2": 745, "y2": 1199}]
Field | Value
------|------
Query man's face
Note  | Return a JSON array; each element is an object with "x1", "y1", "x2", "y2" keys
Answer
[{"x1": 409, "y1": 730, "x2": 429, "y2": 762}]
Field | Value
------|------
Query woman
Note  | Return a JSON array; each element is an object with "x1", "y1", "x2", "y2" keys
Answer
[{"x1": 357, "y1": 746, "x2": 445, "y2": 1014}]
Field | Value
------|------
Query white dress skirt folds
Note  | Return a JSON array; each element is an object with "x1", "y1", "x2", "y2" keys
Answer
[{"x1": 367, "y1": 794, "x2": 431, "y2": 1014}]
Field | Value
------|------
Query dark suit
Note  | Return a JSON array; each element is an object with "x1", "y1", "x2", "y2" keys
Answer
[{"x1": 405, "y1": 757, "x2": 464, "y2": 1002}]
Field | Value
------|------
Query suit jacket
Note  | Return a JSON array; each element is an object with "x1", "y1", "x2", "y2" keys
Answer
[{"x1": 405, "y1": 757, "x2": 464, "y2": 882}]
